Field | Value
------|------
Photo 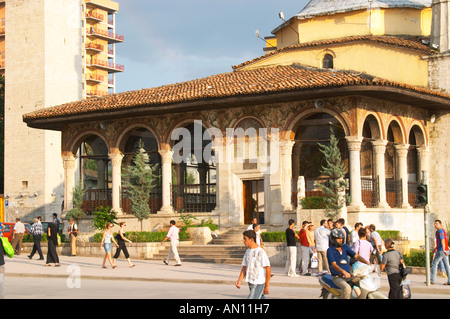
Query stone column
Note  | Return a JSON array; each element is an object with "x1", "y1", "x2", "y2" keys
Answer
[
  {"x1": 394, "y1": 144, "x2": 411, "y2": 209},
  {"x1": 371, "y1": 140, "x2": 389, "y2": 208},
  {"x1": 109, "y1": 151, "x2": 124, "y2": 215},
  {"x1": 280, "y1": 139, "x2": 295, "y2": 210},
  {"x1": 62, "y1": 155, "x2": 76, "y2": 212},
  {"x1": 346, "y1": 136, "x2": 365, "y2": 209},
  {"x1": 158, "y1": 149, "x2": 174, "y2": 214},
  {"x1": 416, "y1": 145, "x2": 429, "y2": 184}
]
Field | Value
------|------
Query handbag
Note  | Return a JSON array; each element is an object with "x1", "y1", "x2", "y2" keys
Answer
[
  {"x1": 1, "y1": 237, "x2": 14, "y2": 258},
  {"x1": 399, "y1": 260, "x2": 408, "y2": 278},
  {"x1": 57, "y1": 234, "x2": 61, "y2": 246}
]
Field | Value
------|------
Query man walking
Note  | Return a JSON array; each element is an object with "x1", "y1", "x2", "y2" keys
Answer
[
  {"x1": 298, "y1": 221, "x2": 312, "y2": 276},
  {"x1": 68, "y1": 218, "x2": 78, "y2": 256},
  {"x1": 314, "y1": 219, "x2": 330, "y2": 274},
  {"x1": 430, "y1": 220, "x2": 450, "y2": 285},
  {"x1": 285, "y1": 219, "x2": 299, "y2": 277},
  {"x1": 11, "y1": 218, "x2": 25, "y2": 255},
  {"x1": 28, "y1": 218, "x2": 44, "y2": 260},
  {"x1": 235, "y1": 229, "x2": 271, "y2": 299},
  {"x1": 161, "y1": 220, "x2": 182, "y2": 266}
]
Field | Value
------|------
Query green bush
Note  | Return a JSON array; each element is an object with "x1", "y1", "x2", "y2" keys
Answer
[
  {"x1": 402, "y1": 249, "x2": 433, "y2": 267},
  {"x1": 261, "y1": 232, "x2": 287, "y2": 242},
  {"x1": 23, "y1": 233, "x2": 67, "y2": 243},
  {"x1": 190, "y1": 219, "x2": 218, "y2": 232},
  {"x1": 300, "y1": 196, "x2": 328, "y2": 209},
  {"x1": 378, "y1": 230, "x2": 402, "y2": 240},
  {"x1": 92, "y1": 231, "x2": 189, "y2": 243}
]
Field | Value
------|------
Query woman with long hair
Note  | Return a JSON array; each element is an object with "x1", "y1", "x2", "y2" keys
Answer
[
  {"x1": 100, "y1": 223, "x2": 119, "y2": 269},
  {"x1": 112, "y1": 222, "x2": 135, "y2": 268}
]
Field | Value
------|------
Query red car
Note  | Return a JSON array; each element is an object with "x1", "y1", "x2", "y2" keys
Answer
[{"x1": 0, "y1": 222, "x2": 31, "y2": 242}]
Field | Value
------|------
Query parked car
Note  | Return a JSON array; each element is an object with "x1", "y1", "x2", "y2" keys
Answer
[{"x1": 0, "y1": 222, "x2": 31, "y2": 242}]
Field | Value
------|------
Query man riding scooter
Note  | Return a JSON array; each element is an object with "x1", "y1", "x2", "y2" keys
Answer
[{"x1": 327, "y1": 228, "x2": 370, "y2": 299}]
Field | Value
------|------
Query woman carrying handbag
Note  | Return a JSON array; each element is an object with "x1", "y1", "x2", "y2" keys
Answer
[{"x1": 380, "y1": 238, "x2": 407, "y2": 299}]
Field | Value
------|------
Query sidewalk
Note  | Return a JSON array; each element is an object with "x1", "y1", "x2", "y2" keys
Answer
[{"x1": 4, "y1": 254, "x2": 450, "y2": 296}]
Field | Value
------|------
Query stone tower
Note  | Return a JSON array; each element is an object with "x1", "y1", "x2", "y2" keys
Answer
[
  {"x1": 427, "y1": 0, "x2": 450, "y2": 220},
  {"x1": 4, "y1": 0, "x2": 82, "y2": 221}
]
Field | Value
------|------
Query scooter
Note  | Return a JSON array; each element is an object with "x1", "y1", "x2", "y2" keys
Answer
[{"x1": 318, "y1": 264, "x2": 387, "y2": 299}]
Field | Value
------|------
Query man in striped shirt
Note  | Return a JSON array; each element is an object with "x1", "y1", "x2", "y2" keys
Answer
[{"x1": 28, "y1": 217, "x2": 44, "y2": 260}]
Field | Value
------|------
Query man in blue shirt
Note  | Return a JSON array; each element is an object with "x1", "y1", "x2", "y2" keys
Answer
[{"x1": 327, "y1": 228, "x2": 369, "y2": 299}]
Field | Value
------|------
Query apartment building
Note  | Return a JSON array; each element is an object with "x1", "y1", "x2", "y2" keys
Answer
[{"x1": 83, "y1": 0, "x2": 124, "y2": 98}]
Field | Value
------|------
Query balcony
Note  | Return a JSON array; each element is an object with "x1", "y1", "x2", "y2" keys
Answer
[
  {"x1": 85, "y1": 0, "x2": 119, "y2": 13},
  {"x1": 87, "y1": 58, "x2": 124, "y2": 72},
  {"x1": 86, "y1": 27, "x2": 124, "y2": 43},
  {"x1": 85, "y1": 42, "x2": 104, "y2": 53},
  {"x1": 85, "y1": 73, "x2": 105, "y2": 83},
  {"x1": 85, "y1": 10, "x2": 104, "y2": 23},
  {"x1": 86, "y1": 89, "x2": 109, "y2": 98}
]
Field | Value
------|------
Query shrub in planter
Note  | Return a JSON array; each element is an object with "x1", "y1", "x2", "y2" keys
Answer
[{"x1": 299, "y1": 196, "x2": 328, "y2": 209}]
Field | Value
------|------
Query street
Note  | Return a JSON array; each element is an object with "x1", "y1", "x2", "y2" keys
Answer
[{"x1": 4, "y1": 276, "x2": 449, "y2": 299}]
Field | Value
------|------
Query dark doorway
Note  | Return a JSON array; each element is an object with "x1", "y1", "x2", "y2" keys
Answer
[{"x1": 243, "y1": 179, "x2": 264, "y2": 224}]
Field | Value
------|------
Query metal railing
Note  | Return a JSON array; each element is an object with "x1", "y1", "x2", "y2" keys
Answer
[
  {"x1": 82, "y1": 189, "x2": 112, "y2": 214},
  {"x1": 386, "y1": 178, "x2": 402, "y2": 208},
  {"x1": 361, "y1": 176, "x2": 378, "y2": 208},
  {"x1": 408, "y1": 181, "x2": 418, "y2": 208},
  {"x1": 121, "y1": 187, "x2": 162, "y2": 214},
  {"x1": 171, "y1": 183, "x2": 216, "y2": 213}
]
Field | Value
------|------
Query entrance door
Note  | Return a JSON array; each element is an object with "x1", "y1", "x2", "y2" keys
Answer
[{"x1": 243, "y1": 179, "x2": 264, "y2": 224}]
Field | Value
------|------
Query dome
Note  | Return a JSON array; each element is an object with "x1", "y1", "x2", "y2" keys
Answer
[{"x1": 296, "y1": 0, "x2": 431, "y2": 20}]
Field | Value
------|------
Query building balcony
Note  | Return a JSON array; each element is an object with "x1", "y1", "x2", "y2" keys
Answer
[
  {"x1": 85, "y1": 0, "x2": 119, "y2": 13},
  {"x1": 85, "y1": 73, "x2": 105, "y2": 83},
  {"x1": 87, "y1": 58, "x2": 124, "y2": 72},
  {"x1": 86, "y1": 10, "x2": 104, "y2": 23},
  {"x1": 85, "y1": 42, "x2": 104, "y2": 53},
  {"x1": 86, "y1": 89, "x2": 109, "y2": 98},
  {"x1": 86, "y1": 27, "x2": 124, "y2": 43}
]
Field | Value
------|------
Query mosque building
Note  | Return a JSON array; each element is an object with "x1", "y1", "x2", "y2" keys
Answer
[{"x1": 22, "y1": 0, "x2": 450, "y2": 247}]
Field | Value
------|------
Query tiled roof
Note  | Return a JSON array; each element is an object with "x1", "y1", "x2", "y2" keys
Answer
[
  {"x1": 296, "y1": 0, "x2": 431, "y2": 20},
  {"x1": 233, "y1": 35, "x2": 434, "y2": 70},
  {"x1": 23, "y1": 64, "x2": 450, "y2": 123}
]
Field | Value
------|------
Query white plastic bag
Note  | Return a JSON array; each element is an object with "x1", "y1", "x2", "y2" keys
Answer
[
  {"x1": 310, "y1": 252, "x2": 318, "y2": 269},
  {"x1": 401, "y1": 279, "x2": 412, "y2": 299}
]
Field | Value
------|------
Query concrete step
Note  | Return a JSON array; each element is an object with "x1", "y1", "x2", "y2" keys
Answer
[{"x1": 150, "y1": 244, "x2": 246, "y2": 264}]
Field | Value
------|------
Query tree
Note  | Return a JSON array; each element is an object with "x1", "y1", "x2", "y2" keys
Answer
[
  {"x1": 123, "y1": 139, "x2": 159, "y2": 230},
  {"x1": 317, "y1": 128, "x2": 349, "y2": 219},
  {"x1": 93, "y1": 206, "x2": 118, "y2": 231},
  {"x1": 65, "y1": 184, "x2": 86, "y2": 224}
]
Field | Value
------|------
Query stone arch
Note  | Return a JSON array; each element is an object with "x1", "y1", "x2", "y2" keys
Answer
[
  {"x1": 285, "y1": 106, "x2": 351, "y2": 140},
  {"x1": 290, "y1": 112, "x2": 349, "y2": 198},
  {"x1": 66, "y1": 129, "x2": 109, "y2": 156}
]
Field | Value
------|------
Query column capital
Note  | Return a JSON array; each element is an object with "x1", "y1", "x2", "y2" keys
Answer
[
  {"x1": 280, "y1": 139, "x2": 295, "y2": 155},
  {"x1": 394, "y1": 143, "x2": 410, "y2": 157},
  {"x1": 62, "y1": 155, "x2": 76, "y2": 169},
  {"x1": 371, "y1": 139, "x2": 388, "y2": 152},
  {"x1": 345, "y1": 136, "x2": 363, "y2": 151},
  {"x1": 158, "y1": 149, "x2": 173, "y2": 163},
  {"x1": 108, "y1": 151, "x2": 124, "y2": 166},
  {"x1": 416, "y1": 145, "x2": 429, "y2": 154}
]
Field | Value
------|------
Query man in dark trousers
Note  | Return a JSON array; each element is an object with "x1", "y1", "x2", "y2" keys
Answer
[{"x1": 28, "y1": 218, "x2": 44, "y2": 260}]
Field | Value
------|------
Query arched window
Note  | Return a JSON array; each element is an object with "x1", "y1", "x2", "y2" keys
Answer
[{"x1": 322, "y1": 54, "x2": 334, "y2": 69}]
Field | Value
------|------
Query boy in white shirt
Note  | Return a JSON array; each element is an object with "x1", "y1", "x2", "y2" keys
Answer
[{"x1": 235, "y1": 230, "x2": 271, "y2": 299}]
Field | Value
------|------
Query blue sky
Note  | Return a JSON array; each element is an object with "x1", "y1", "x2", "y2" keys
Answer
[{"x1": 114, "y1": 0, "x2": 309, "y2": 93}]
